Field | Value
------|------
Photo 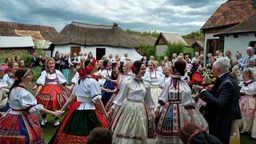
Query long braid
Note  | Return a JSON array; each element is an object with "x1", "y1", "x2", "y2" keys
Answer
[
  {"x1": 7, "y1": 79, "x2": 22, "y2": 98},
  {"x1": 7, "y1": 68, "x2": 29, "y2": 98}
]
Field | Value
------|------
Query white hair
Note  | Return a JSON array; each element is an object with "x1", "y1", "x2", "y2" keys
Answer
[
  {"x1": 247, "y1": 46, "x2": 253, "y2": 50},
  {"x1": 213, "y1": 57, "x2": 231, "y2": 72},
  {"x1": 249, "y1": 58, "x2": 255, "y2": 63}
]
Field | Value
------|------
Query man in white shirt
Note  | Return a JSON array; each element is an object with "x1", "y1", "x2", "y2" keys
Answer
[
  {"x1": 77, "y1": 52, "x2": 83, "y2": 62},
  {"x1": 120, "y1": 53, "x2": 130, "y2": 63},
  {"x1": 191, "y1": 52, "x2": 200, "y2": 64},
  {"x1": 241, "y1": 47, "x2": 256, "y2": 70},
  {"x1": 108, "y1": 54, "x2": 116, "y2": 63}
]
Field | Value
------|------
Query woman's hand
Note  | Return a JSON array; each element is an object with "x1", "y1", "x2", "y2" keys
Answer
[
  {"x1": 53, "y1": 110, "x2": 65, "y2": 117},
  {"x1": 32, "y1": 85, "x2": 38, "y2": 90},
  {"x1": 107, "y1": 109, "x2": 113, "y2": 116},
  {"x1": 66, "y1": 85, "x2": 72, "y2": 90},
  {"x1": 190, "y1": 119, "x2": 196, "y2": 125}
]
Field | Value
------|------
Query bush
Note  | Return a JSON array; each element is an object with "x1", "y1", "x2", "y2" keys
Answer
[
  {"x1": 0, "y1": 54, "x2": 13, "y2": 64},
  {"x1": 183, "y1": 47, "x2": 195, "y2": 58},
  {"x1": 0, "y1": 53, "x2": 32, "y2": 67},
  {"x1": 140, "y1": 43, "x2": 156, "y2": 58},
  {"x1": 164, "y1": 42, "x2": 185, "y2": 60},
  {"x1": 32, "y1": 66, "x2": 42, "y2": 82},
  {"x1": 155, "y1": 55, "x2": 164, "y2": 63},
  {"x1": 20, "y1": 54, "x2": 32, "y2": 67}
]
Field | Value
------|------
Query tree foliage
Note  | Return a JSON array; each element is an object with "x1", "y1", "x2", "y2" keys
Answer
[
  {"x1": 126, "y1": 29, "x2": 160, "y2": 38},
  {"x1": 183, "y1": 47, "x2": 195, "y2": 58},
  {"x1": 164, "y1": 42, "x2": 185, "y2": 59},
  {"x1": 182, "y1": 30, "x2": 203, "y2": 39},
  {"x1": 140, "y1": 43, "x2": 156, "y2": 58}
]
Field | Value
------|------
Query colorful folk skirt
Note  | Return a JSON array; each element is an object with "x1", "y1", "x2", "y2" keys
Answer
[
  {"x1": 111, "y1": 99, "x2": 155, "y2": 144},
  {"x1": 0, "y1": 111, "x2": 44, "y2": 144},
  {"x1": 155, "y1": 102, "x2": 208, "y2": 144},
  {"x1": 239, "y1": 95, "x2": 256, "y2": 133},
  {"x1": 150, "y1": 85, "x2": 162, "y2": 111},
  {"x1": 50, "y1": 101, "x2": 108, "y2": 144},
  {"x1": 62, "y1": 69, "x2": 70, "y2": 85},
  {"x1": 101, "y1": 80, "x2": 115, "y2": 106},
  {"x1": 105, "y1": 89, "x2": 120, "y2": 125},
  {"x1": 36, "y1": 84, "x2": 69, "y2": 110},
  {"x1": 0, "y1": 103, "x2": 10, "y2": 112}
]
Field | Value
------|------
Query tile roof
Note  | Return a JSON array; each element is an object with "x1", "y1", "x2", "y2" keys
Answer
[
  {"x1": 0, "y1": 21, "x2": 58, "y2": 41},
  {"x1": 183, "y1": 38, "x2": 204, "y2": 47},
  {"x1": 201, "y1": 0, "x2": 256, "y2": 30},
  {"x1": 214, "y1": 14, "x2": 256, "y2": 35},
  {"x1": 191, "y1": 40, "x2": 204, "y2": 48}
]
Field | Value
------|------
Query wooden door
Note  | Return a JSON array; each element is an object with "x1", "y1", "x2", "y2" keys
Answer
[
  {"x1": 96, "y1": 48, "x2": 105, "y2": 60},
  {"x1": 70, "y1": 47, "x2": 81, "y2": 56}
]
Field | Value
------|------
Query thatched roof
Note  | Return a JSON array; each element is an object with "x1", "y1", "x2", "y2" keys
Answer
[
  {"x1": 129, "y1": 34, "x2": 156, "y2": 46},
  {"x1": 51, "y1": 21, "x2": 141, "y2": 48},
  {"x1": 0, "y1": 21, "x2": 58, "y2": 41},
  {"x1": 155, "y1": 33, "x2": 187, "y2": 45}
]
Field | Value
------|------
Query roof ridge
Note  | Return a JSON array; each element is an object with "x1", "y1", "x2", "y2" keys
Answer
[
  {"x1": 0, "y1": 20, "x2": 56, "y2": 28},
  {"x1": 71, "y1": 21, "x2": 115, "y2": 29}
]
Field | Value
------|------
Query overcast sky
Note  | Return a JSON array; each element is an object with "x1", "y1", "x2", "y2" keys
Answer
[{"x1": 0, "y1": 0, "x2": 226, "y2": 34}]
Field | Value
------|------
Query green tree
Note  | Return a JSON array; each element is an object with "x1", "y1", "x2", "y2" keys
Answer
[
  {"x1": 182, "y1": 30, "x2": 203, "y2": 38},
  {"x1": 183, "y1": 47, "x2": 195, "y2": 58},
  {"x1": 164, "y1": 42, "x2": 185, "y2": 59},
  {"x1": 126, "y1": 29, "x2": 159, "y2": 38},
  {"x1": 33, "y1": 39, "x2": 50, "y2": 56},
  {"x1": 140, "y1": 44, "x2": 156, "y2": 58}
]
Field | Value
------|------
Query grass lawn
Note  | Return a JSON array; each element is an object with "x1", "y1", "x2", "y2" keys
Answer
[
  {"x1": 39, "y1": 113, "x2": 66, "y2": 143},
  {"x1": 27, "y1": 82, "x2": 255, "y2": 144}
]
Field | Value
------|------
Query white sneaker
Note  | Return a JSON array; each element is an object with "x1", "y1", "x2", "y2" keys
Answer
[
  {"x1": 41, "y1": 119, "x2": 46, "y2": 126},
  {"x1": 53, "y1": 120, "x2": 60, "y2": 127}
]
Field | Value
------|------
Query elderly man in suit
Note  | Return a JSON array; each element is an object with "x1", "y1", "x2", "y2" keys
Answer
[{"x1": 194, "y1": 57, "x2": 241, "y2": 144}]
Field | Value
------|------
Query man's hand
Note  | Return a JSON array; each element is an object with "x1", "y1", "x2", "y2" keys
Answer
[
  {"x1": 206, "y1": 84, "x2": 214, "y2": 91},
  {"x1": 193, "y1": 85, "x2": 204, "y2": 91}
]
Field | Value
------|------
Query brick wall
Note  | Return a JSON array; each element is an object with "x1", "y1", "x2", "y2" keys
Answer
[{"x1": 0, "y1": 48, "x2": 31, "y2": 56}]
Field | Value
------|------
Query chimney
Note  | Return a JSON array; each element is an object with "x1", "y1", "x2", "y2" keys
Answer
[{"x1": 113, "y1": 23, "x2": 118, "y2": 28}]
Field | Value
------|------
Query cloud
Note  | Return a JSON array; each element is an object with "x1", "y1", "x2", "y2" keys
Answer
[{"x1": 0, "y1": 0, "x2": 227, "y2": 34}]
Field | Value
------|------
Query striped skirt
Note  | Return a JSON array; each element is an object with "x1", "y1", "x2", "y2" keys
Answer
[
  {"x1": 36, "y1": 84, "x2": 69, "y2": 110},
  {"x1": 0, "y1": 110, "x2": 44, "y2": 144}
]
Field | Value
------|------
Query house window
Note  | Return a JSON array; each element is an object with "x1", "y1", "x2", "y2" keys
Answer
[
  {"x1": 249, "y1": 41, "x2": 256, "y2": 48},
  {"x1": 253, "y1": 0, "x2": 256, "y2": 8},
  {"x1": 249, "y1": 41, "x2": 256, "y2": 54}
]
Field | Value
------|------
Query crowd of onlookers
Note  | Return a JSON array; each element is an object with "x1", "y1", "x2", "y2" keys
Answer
[{"x1": 1, "y1": 46, "x2": 256, "y2": 143}]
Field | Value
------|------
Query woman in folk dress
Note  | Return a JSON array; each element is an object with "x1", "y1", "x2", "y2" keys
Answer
[
  {"x1": 155, "y1": 60, "x2": 208, "y2": 144},
  {"x1": 239, "y1": 69, "x2": 256, "y2": 139},
  {"x1": 160, "y1": 66, "x2": 172, "y2": 89},
  {"x1": 50, "y1": 58, "x2": 108, "y2": 144},
  {"x1": 110, "y1": 60, "x2": 155, "y2": 144},
  {"x1": 143, "y1": 60, "x2": 164, "y2": 111},
  {"x1": 1, "y1": 61, "x2": 19, "y2": 112},
  {"x1": 33, "y1": 58, "x2": 70, "y2": 127},
  {"x1": 0, "y1": 68, "x2": 63, "y2": 144},
  {"x1": 98, "y1": 59, "x2": 115, "y2": 106},
  {"x1": 106, "y1": 61, "x2": 134, "y2": 125}
]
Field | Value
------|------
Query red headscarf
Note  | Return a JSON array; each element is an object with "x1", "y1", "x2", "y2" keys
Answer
[{"x1": 79, "y1": 58, "x2": 97, "y2": 79}]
